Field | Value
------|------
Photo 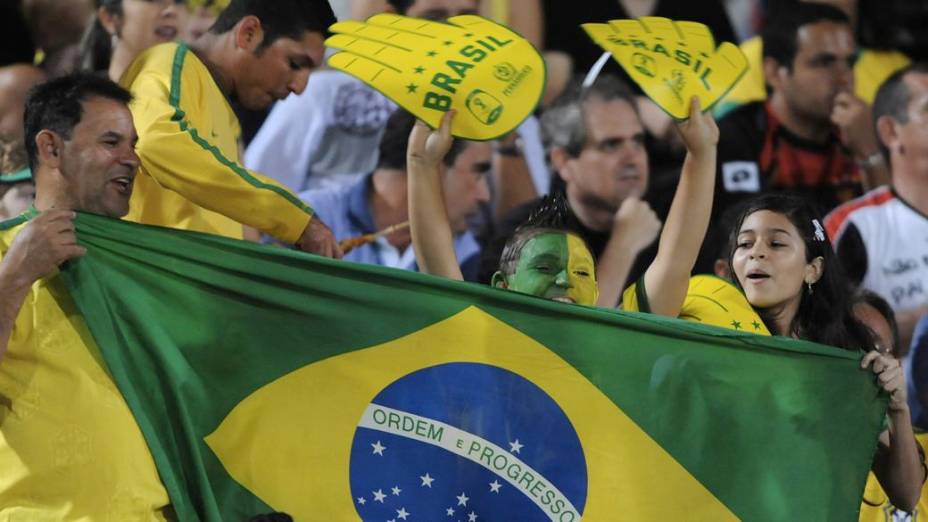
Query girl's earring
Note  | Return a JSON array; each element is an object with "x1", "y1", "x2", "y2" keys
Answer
[{"x1": 806, "y1": 282, "x2": 813, "y2": 296}]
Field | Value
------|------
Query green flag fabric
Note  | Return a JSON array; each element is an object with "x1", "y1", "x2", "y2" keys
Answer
[{"x1": 61, "y1": 212, "x2": 885, "y2": 521}]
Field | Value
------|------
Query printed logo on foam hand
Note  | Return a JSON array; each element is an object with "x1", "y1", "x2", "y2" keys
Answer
[
  {"x1": 349, "y1": 363, "x2": 588, "y2": 522},
  {"x1": 324, "y1": 14, "x2": 545, "y2": 140},
  {"x1": 583, "y1": 17, "x2": 748, "y2": 119}
]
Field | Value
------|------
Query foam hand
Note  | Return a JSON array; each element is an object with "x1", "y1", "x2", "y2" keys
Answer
[
  {"x1": 326, "y1": 14, "x2": 545, "y2": 140},
  {"x1": 583, "y1": 17, "x2": 748, "y2": 119}
]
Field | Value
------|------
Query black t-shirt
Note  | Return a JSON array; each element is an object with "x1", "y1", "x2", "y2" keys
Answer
[
  {"x1": 0, "y1": 2, "x2": 36, "y2": 67},
  {"x1": 542, "y1": 0, "x2": 737, "y2": 77},
  {"x1": 714, "y1": 101, "x2": 862, "y2": 218}
]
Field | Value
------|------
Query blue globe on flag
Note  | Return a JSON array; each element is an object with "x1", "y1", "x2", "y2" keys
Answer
[{"x1": 349, "y1": 363, "x2": 588, "y2": 521}]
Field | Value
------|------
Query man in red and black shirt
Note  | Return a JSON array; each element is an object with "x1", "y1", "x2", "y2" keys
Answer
[{"x1": 714, "y1": 2, "x2": 889, "y2": 217}]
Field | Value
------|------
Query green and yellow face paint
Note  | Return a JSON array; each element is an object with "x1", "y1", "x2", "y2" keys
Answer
[{"x1": 494, "y1": 232, "x2": 599, "y2": 306}]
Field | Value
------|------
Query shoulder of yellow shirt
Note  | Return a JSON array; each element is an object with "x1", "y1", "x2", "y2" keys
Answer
[
  {"x1": 622, "y1": 274, "x2": 770, "y2": 335},
  {"x1": 713, "y1": 36, "x2": 911, "y2": 118},
  {"x1": 120, "y1": 42, "x2": 187, "y2": 88}
]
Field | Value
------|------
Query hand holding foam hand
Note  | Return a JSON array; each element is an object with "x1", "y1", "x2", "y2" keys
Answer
[
  {"x1": 325, "y1": 14, "x2": 545, "y2": 140},
  {"x1": 583, "y1": 17, "x2": 748, "y2": 120},
  {"x1": 674, "y1": 96, "x2": 719, "y2": 160}
]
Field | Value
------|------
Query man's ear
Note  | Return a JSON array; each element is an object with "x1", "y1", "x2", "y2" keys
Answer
[
  {"x1": 805, "y1": 256, "x2": 825, "y2": 286},
  {"x1": 550, "y1": 146, "x2": 572, "y2": 183},
  {"x1": 35, "y1": 130, "x2": 62, "y2": 170},
  {"x1": 491, "y1": 271, "x2": 509, "y2": 289},
  {"x1": 876, "y1": 115, "x2": 899, "y2": 157},
  {"x1": 97, "y1": 5, "x2": 120, "y2": 37},
  {"x1": 233, "y1": 15, "x2": 265, "y2": 52},
  {"x1": 763, "y1": 57, "x2": 788, "y2": 92}
]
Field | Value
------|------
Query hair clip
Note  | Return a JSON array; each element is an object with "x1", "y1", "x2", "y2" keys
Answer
[{"x1": 812, "y1": 219, "x2": 826, "y2": 242}]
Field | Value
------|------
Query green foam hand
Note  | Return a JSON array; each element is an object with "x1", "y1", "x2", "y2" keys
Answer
[
  {"x1": 583, "y1": 17, "x2": 748, "y2": 119},
  {"x1": 326, "y1": 14, "x2": 546, "y2": 140}
]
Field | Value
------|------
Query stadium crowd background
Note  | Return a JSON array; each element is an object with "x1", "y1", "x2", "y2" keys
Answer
[{"x1": 4, "y1": 0, "x2": 928, "y2": 519}]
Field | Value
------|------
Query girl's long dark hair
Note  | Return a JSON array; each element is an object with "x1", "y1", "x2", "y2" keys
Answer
[
  {"x1": 79, "y1": 0, "x2": 122, "y2": 73},
  {"x1": 727, "y1": 194, "x2": 875, "y2": 351}
]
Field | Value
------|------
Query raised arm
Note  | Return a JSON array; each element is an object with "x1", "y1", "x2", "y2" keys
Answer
[
  {"x1": 407, "y1": 111, "x2": 464, "y2": 281},
  {"x1": 641, "y1": 97, "x2": 719, "y2": 317},
  {"x1": 0, "y1": 210, "x2": 85, "y2": 363}
]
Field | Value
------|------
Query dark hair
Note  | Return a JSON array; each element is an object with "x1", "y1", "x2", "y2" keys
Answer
[
  {"x1": 872, "y1": 62, "x2": 928, "y2": 160},
  {"x1": 762, "y1": 2, "x2": 851, "y2": 70},
  {"x1": 210, "y1": 0, "x2": 336, "y2": 48},
  {"x1": 385, "y1": 0, "x2": 414, "y2": 14},
  {"x1": 727, "y1": 193, "x2": 874, "y2": 350},
  {"x1": 23, "y1": 73, "x2": 133, "y2": 172},
  {"x1": 79, "y1": 0, "x2": 123, "y2": 73},
  {"x1": 378, "y1": 109, "x2": 464, "y2": 170},
  {"x1": 856, "y1": 289, "x2": 901, "y2": 356},
  {"x1": 541, "y1": 74, "x2": 639, "y2": 159},
  {"x1": 497, "y1": 193, "x2": 589, "y2": 277}
]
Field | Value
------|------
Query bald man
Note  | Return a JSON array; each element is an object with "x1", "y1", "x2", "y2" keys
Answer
[{"x1": 0, "y1": 64, "x2": 46, "y2": 140}]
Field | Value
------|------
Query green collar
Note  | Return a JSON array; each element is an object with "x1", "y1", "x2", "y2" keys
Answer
[{"x1": 0, "y1": 168, "x2": 32, "y2": 184}]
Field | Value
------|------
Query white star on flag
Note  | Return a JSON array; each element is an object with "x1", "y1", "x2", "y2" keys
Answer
[
  {"x1": 372, "y1": 489, "x2": 387, "y2": 503},
  {"x1": 457, "y1": 492, "x2": 469, "y2": 506},
  {"x1": 371, "y1": 440, "x2": 386, "y2": 456},
  {"x1": 356, "y1": 497, "x2": 366, "y2": 505},
  {"x1": 392, "y1": 485, "x2": 402, "y2": 496},
  {"x1": 509, "y1": 439, "x2": 523, "y2": 454},
  {"x1": 489, "y1": 480, "x2": 502, "y2": 493},
  {"x1": 420, "y1": 473, "x2": 435, "y2": 488},
  {"x1": 468, "y1": 511, "x2": 478, "y2": 522},
  {"x1": 446, "y1": 507, "x2": 455, "y2": 516},
  {"x1": 396, "y1": 507, "x2": 410, "y2": 520}
]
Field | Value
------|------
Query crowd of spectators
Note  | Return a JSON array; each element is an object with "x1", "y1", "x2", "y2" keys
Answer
[{"x1": 3, "y1": 0, "x2": 928, "y2": 518}]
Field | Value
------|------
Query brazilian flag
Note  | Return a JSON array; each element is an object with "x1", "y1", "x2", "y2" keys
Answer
[{"x1": 62, "y1": 213, "x2": 885, "y2": 521}]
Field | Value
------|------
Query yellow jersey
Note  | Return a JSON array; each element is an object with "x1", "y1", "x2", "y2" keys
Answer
[
  {"x1": 622, "y1": 274, "x2": 770, "y2": 334},
  {"x1": 0, "y1": 209, "x2": 170, "y2": 520},
  {"x1": 121, "y1": 42, "x2": 314, "y2": 243}
]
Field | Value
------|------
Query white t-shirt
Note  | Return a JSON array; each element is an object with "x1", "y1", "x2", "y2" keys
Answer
[
  {"x1": 245, "y1": 70, "x2": 397, "y2": 192},
  {"x1": 826, "y1": 186, "x2": 928, "y2": 312}
]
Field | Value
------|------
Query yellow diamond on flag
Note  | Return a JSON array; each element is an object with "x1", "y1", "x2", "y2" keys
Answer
[
  {"x1": 583, "y1": 17, "x2": 748, "y2": 119},
  {"x1": 325, "y1": 14, "x2": 546, "y2": 140},
  {"x1": 206, "y1": 306, "x2": 737, "y2": 521}
]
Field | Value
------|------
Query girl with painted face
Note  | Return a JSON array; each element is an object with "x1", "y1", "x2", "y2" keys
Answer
[
  {"x1": 407, "y1": 109, "x2": 601, "y2": 306},
  {"x1": 490, "y1": 196, "x2": 600, "y2": 306},
  {"x1": 80, "y1": 0, "x2": 188, "y2": 82},
  {"x1": 726, "y1": 193, "x2": 925, "y2": 512}
]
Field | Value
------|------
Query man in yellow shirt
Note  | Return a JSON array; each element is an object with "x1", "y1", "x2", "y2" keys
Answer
[
  {"x1": 0, "y1": 74, "x2": 170, "y2": 519},
  {"x1": 122, "y1": 0, "x2": 342, "y2": 257}
]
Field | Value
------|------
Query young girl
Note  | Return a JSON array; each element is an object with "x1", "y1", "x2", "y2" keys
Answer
[
  {"x1": 81, "y1": 0, "x2": 187, "y2": 81},
  {"x1": 407, "y1": 96, "x2": 718, "y2": 312},
  {"x1": 729, "y1": 194, "x2": 924, "y2": 511}
]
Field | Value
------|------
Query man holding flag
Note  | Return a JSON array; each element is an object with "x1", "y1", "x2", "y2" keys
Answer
[{"x1": 0, "y1": 73, "x2": 171, "y2": 519}]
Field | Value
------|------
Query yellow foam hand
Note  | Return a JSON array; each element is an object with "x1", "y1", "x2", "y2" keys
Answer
[
  {"x1": 583, "y1": 17, "x2": 748, "y2": 119},
  {"x1": 325, "y1": 14, "x2": 545, "y2": 140}
]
